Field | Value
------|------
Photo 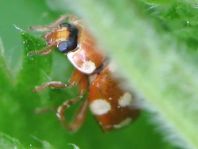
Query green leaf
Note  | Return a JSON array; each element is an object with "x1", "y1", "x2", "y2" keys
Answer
[
  {"x1": 0, "y1": 39, "x2": 12, "y2": 94},
  {"x1": 0, "y1": 132, "x2": 25, "y2": 149},
  {"x1": 1, "y1": 0, "x2": 196, "y2": 149},
  {"x1": 0, "y1": 132, "x2": 55, "y2": 149},
  {"x1": 17, "y1": 32, "x2": 52, "y2": 88}
]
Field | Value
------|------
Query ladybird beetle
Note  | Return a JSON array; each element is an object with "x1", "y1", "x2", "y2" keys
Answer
[{"x1": 29, "y1": 15, "x2": 139, "y2": 132}]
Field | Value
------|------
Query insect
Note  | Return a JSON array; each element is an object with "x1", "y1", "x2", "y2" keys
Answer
[{"x1": 29, "y1": 15, "x2": 139, "y2": 132}]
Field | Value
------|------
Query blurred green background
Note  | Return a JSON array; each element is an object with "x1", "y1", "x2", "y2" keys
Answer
[{"x1": 0, "y1": 0, "x2": 197, "y2": 149}]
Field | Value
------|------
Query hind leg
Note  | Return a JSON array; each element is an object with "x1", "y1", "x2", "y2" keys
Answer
[
  {"x1": 56, "y1": 70, "x2": 89, "y2": 132},
  {"x1": 57, "y1": 97, "x2": 88, "y2": 132}
]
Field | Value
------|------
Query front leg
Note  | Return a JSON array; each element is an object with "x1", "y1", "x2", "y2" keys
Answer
[
  {"x1": 33, "y1": 69, "x2": 88, "y2": 93},
  {"x1": 33, "y1": 81, "x2": 69, "y2": 92},
  {"x1": 27, "y1": 44, "x2": 56, "y2": 57}
]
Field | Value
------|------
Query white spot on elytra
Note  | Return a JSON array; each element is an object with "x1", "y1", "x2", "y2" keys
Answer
[
  {"x1": 90, "y1": 99, "x2": 111, "y2": 115},
  {"x1": 118, "y1": 92, "x2": 133, "y2": 107},
  {"x1": 113, "y1": 118, "x2": 132, "y2": 129}
]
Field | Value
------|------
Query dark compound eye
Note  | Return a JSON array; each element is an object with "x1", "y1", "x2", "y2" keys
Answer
[
  {"x1": 57, "y1": 41, "x2": 69, "y2": 53},
  {"x1": 57, "y1": 39, "x2": 77, "y2": 53}
]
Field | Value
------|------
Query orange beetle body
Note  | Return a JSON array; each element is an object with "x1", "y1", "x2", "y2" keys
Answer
[{"x1": 30, "y1": 15, "x2": 139, "y2": 132}]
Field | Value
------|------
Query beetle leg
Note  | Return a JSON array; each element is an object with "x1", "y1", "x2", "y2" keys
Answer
[
  {"x1": 56, "y1": 97, "x2": 88, "y2": 132},
  {"x1": 29, "y1": 15, "x2": 82, "y2": 33},
  {"x1": 48, "y1": 15, "x2": 69, "y2": 27},
  {"x1": 32, "y1": 81, "x2": 66, "y2": 114},
  {"x1": 29, "y1": 25, "x2": 55, "y2": 32},
  {"x1": 33, "y1": 69, "x2": 89, "y2": 131},
  {"x1": 49, "y1": 14, "x2": 80, "y2": 27},
  {"x1": 27, "y1": 44, "x2": 55, "y2": 57},
  {"x1": 33, "y1": 69, "x2": 88, "y2": 93},
  {"x1": 69, "y1": 69, "x2": 88, "y2": 95},
  {"x1": 56, "y1": 70, "x2": 89, "y2": 132},
  {"x1": 29, "y1": 15, "x2": 67, "y2": 32},
  {"x1": 29, "y1": 15, "x2": 74, "y2": 32},
  {"x1": 33, "y1": 81, "x2": 68, "y2": 92}
]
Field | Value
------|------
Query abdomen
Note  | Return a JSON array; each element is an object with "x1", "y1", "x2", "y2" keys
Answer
[{"x1": 88, "y1": 67, "x2": 140, "y2": 131}]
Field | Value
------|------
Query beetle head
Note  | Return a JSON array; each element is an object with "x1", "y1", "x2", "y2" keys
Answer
[{"x1": 45, "y1": 23, "x2": 78, "y2": 53}]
